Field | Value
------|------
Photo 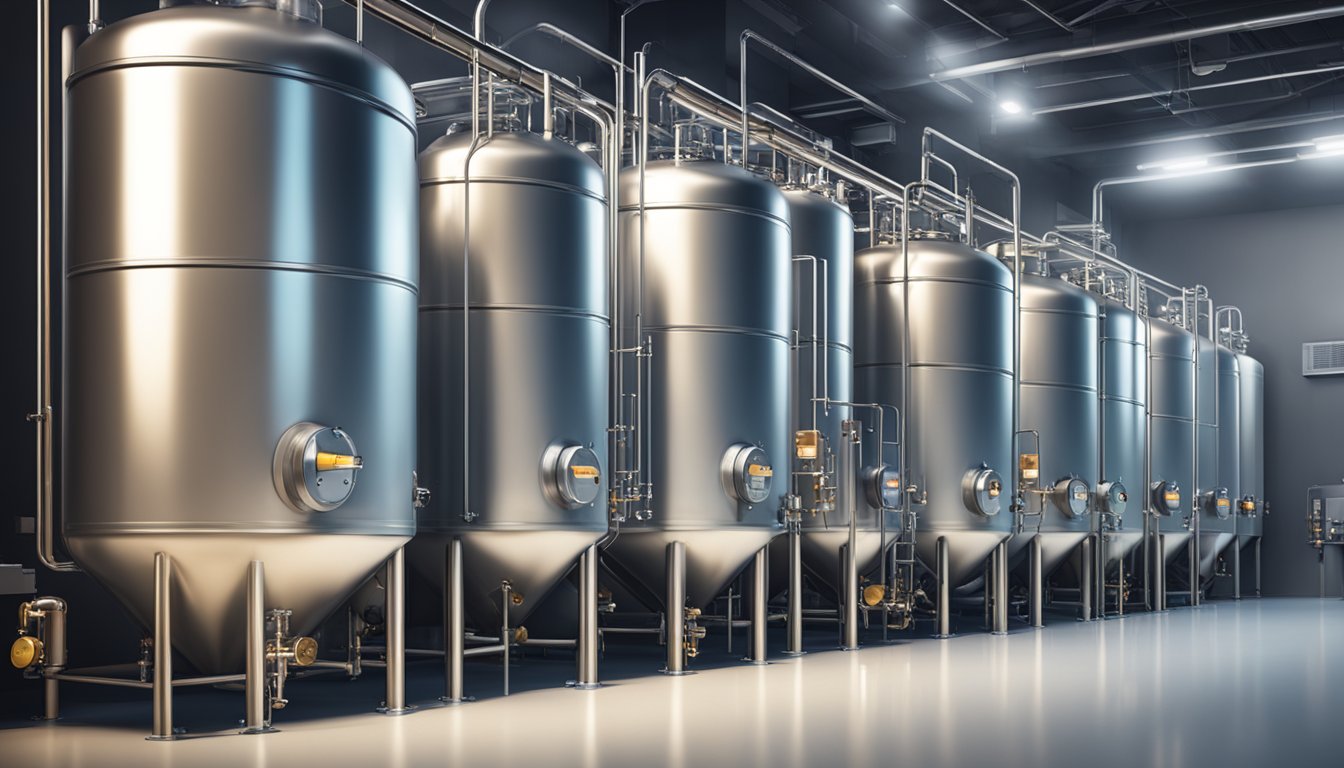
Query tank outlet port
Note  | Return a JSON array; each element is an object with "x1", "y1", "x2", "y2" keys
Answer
[{"x1": 273, "y1": 423, "x2": 362, "y2": 514}]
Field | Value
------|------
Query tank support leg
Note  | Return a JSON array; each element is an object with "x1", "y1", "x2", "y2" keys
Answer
[
  {"x1": 1254, "y1": 537, "x2": 1262, "y2": 597},
  {"x1": 1117, "y1": 552, "x2": 1126, "y2": 617},
  {"x1": 1029, "y1": 535, "x2": 1044, "y2": 628},
  {"x1": 934, "y1": 537, "x2": 951, "y2": 639},
  {"x1": 840, "y1": 420, "x2": 860, "y2": 651},
  {"x1": 1233, "y1": 538, "x2": 1242, "y2": 600},
  {"x1": 575, "y1": 544, "x2": 600, "y2": 688},
  {"x1": 380, "y1": 547, "x2": 412, "y2": 714},
  {"x1": 1188, "y1": 535, "x2": 1199, "y2": 607},
  {"x1": 841, "y1": 543, "x2": 859, "y2": 651},
  {"x1": 146, "y1": 552, "x2": 172, "y2": 740},
  {"x1": 242, "y1": 559, "x2": 271, "y2": 734},
  {"x1": 746, "y1": 546, "x2": 769, "y2": 663},
  {"x1": 1154, "y1": 533, "x2": 1167, "y2": 612},
  {"x1": 442, "y1": 538, "x2": 466, "y2": 703},
  {"x1": 1080, "y1": 535, "x2": 1095, "y2": 621},
  {"x1": 785, "y1": 524, "x2": 804, "y2": 655},
  {"x1": 662, "y1": 541, "x2": 688, "y2": 675},
  {"x1": 991, "y1": 540, "x2": 1009, "y2": 635}
]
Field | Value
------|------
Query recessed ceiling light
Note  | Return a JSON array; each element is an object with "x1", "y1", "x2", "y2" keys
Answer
[{"x1": 999, "y1": 100, "x2": 1023, "y2": 114}]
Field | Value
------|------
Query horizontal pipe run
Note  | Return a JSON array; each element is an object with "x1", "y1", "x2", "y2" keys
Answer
[{"x1": 55, "y1": 673, "x2": 245, "y2": 689}]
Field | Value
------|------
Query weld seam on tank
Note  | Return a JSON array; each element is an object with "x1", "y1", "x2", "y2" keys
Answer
[
  {"x1": 421, "y1": 177, "x2": 605, "y2": 199},
  {"x1": 68, "y1": 63, "x2": 416, "y2": 130},
  {"x1": 66, "y1": 261, "x2": 417, "y2": 292}
]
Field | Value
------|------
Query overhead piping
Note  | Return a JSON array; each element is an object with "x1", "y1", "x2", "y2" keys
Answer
[
  {"x1": 1033, "y1": 62, "x2": 1344, "y2": 115},
  {"x1": 929, "y1": 5, "x2": 1344, "y2": 82}
]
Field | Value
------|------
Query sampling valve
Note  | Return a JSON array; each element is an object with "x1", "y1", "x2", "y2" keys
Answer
[
  {"x1": 10, "y1": 597, "x2": 66, "y2": 676},
  {"x1": 682, "y1": 607, "x2": 707, "y2": 659},
  {"x1": 265, "y1": 609, "x2": 317, "y2": 712}
]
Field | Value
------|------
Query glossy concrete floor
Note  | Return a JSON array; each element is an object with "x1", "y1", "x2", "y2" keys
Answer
[{"x1": 2, "y1": 597, "x2": 1342, "y2": 767}]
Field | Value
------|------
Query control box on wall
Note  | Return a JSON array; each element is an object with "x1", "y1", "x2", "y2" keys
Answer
[{"x1": 1303, "y1": 341, "x2": 1344, "y2": 376}]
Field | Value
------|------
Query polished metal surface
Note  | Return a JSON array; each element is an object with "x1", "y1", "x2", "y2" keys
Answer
[
  {"x1": 1147, "y1": 317, "x2": 1195, "y2": 564},
  {"x1": 61, "y1": 4, "x2": 417, "y2": 674},
  {"x1": 854, "y1": 238, "x2": 1015, "y2": 587},
  {"x1": 1099, "y1": 298, "x2": 1148, "y2": 568},
  {"x1": 992, "y1": 249, "x2": 1099, "y2": 581},
  {"x1": 1237, "y1": 354, "x2": 1266, "y2": 546},
  {"x1": 1201, "y1": 346, "x2": 1240, "y2": 581},
  {"x1": 413, "y1": 129, "x2": 609, "y2": 629},
  {"x1": 607, "y1": 160, "x2": 790, "y2": 610}
]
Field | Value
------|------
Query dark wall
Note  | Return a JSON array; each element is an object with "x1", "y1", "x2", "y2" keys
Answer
[{"x1": 1123, "y1": 205, "x2": 1344, "y2": 597}]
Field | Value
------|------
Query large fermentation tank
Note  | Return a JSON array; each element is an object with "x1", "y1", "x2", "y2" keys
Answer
[
  {"x1": 854, "y1": 234, "x2": 1015, "y2": 588},
  {"x1": 61, "y1": 2, "x2": 418, "y2": 673},
  {"x1": 989, "y1": 247, "x2": 1098, "y2": 582},
  {"x1": 1147, "y1": 317, "x2": 1196, "y2": 567},
  {"x1": 768, "y1": 187, "x2": 879, "y2": 597},
  {"x1": 1236, "y1": 353, "x2": 1265, "y2": 549},
  {"x1": 413, "y1": 129, "x2": 609, "y2": 629},
  {"x1": 1097, "y1": 297, "x2": 1148, "y2": 571},
  {"x1": 606, "y1": 160, "x2": 790, "y2": 610},
  {"x1": 1200, "y1": 344, "x2": 1238, "y2": 581}
]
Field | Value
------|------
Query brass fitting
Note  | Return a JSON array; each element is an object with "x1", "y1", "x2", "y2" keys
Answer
[
  {"x1": 10, "y1": 635, "x2": 42, "y2": 670},
  {"x1": 683, "y1": 607, "x2": 707, "y2": 659}
]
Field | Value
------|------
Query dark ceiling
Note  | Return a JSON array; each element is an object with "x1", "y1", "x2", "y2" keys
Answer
[{"x1": 729, "y1": 0, "x2": 1344, "y2": 221}]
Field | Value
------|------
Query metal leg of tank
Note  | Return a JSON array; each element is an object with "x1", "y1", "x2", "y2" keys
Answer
[
  {"x1": 992, "y1": 541, "x2": 1009, "y2": 636},
  {"x1": 1232, "y1": 538, "x2": 1242, "y2": 600},
  {"x1": 573, "y1": 544, "x2": 601, "y2": 689},
  {"x1": 746, "y1": 546, "x2": 770, "y2": 664},
  {"x1": 1095, "y1": 532, "x2": 1107, "y2": 619},
  {"x1": 1188, "y1": 535, "x2": 1200, "y2": 607},
  {"x1": 1116, "y1": 553, "x2": 1126, "y2": 618},
  {"x1": 379, "y1": 547, "x2": 413, "y2": 714},
  {"x1": 935, "y1": 537, "x2": 952, "y2": 639},
  {"x1": 242, "y1": 559, "x2": 272, "y2": 734},
  {"x1": 501, "y1": 581, "x2": 513, "y2": 697},
  {"x1": 1029, "y1": 535, "x2": 1044, "y2": 628},
  {"x1": 441, "y1": 538, "x2": 467, "y2": 704},
  {"x1": 1154, "y1": 533, "x2": 1167, "y2": 612},
  {"x1": 784, "y1": 525, "x2": 805, "y2": 656},
  {"x1": 1255, "y1": 538, "x2": 1262, "y2": 597},
  {"x1": 983, "y1": 558, "x2": 993, "y2": 631},
  {"x1": 662, "y1": 541, "x2": 691, "y2": 675},
  {"x1": 144, "y1": 552, "x2": 173, "y2": 740},
  {"x1": 841, "y1": 543, "x2": 859, "y2": 651},
  {"x1": 1079, "y1": 535, "x2": 1095, "y2": 621}
]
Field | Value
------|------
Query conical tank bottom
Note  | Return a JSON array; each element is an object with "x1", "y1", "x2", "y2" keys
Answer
[
  {"x1": 914, "y1": 531, "x2": 1011, "y2": 588},
  {"x1": 798, "y1": 530, "x2": 888, "y2": 597},
  {"x1": 1014, "y1": 532, "x2": 1089, "y2": 581},
  {"x1": 1102, "y1": 530, "x2": 1145, "y2": 571},
  {"x1": 1198, "y1": 532, "x2": 1237, "y2": 581},
  {"x1": 1159, "y1": 531, "x2": 1193, "y2": 564},
  {"x1": 66, "y1": 533, "x2": 407, "y2": 675},
  {"x1": 407, "y1": 530, "x2": 602, "y2": 632},
  {"x1": 603, "y1": 529, "x2": 780, "y2": 611}
]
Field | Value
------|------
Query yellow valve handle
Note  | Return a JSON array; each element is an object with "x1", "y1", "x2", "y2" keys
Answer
[{"x1": 316, "y1": 452, "x2": 363, "y2": 472}]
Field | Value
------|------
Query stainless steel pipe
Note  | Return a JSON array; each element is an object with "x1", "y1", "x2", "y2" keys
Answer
[
  {"x1": 443, "y1": 539, "x2": 465, "y2": 703},
  {"x1": 935, "y1": 537, "x2": 951, "y2": 638},
  {"x1": 992, "y1": 540, "x2": 1009, "y2": 635},
  {"x1": 1080, "y1": 535, "x2": 1095, "y2": 621},
  {"x1": 243, "y1": 560, "x2": 267, "y2": 733},
  {"x1": 786, "y1": 524, "x2": 804, "y2": 655},
  {"x1": 1154, "y1": 532, "x2": 1167, "y2": 611},
  {"x1": 663, "y1": 541, "x2": 687, "y2": 675},
  {"x1": 382, "y1": 548, "x2": 409, "y2": 714},
  {"x1": 747, "y1": 547, "x2": 768, "y2": 664},
  {"x1": 1030, "y1": 535, "x2": 1043, "y2": 628}
]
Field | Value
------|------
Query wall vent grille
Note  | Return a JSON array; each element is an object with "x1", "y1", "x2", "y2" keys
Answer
[{"x1": 1303, "y1": 341, "x2": 1344, "y2": 377}]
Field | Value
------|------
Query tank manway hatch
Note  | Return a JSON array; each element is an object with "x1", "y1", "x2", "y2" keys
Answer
[{"x1": 1303, "y1": 341, "x2": 1344, "y2": 376}]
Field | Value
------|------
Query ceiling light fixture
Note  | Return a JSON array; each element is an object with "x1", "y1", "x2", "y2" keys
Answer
[
  {"x1": 1136, "y1": 156, "x2": 1209, "y2": 172},
  {"x1": 999, "y1": 100, "x2": 1023, "y2": 115},
  {"x1": 1298, "y1": 147, "x2": 1344, "y2": 161},
  {"x1": 1312, "y1": 134, "x2": 1344, "y2": 152}
]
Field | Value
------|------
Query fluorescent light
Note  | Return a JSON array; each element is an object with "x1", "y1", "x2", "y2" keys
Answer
[
  {"x1": 1137, "y1": 156, "x2": 1209, "y2": 172},
  {"x1": 1298, "y1": 148, "x2": 1344, "y2": 161},
  {"x1": 999, "y1": 100, "x2": 1023, "y2": 114},
  {"x1": 1312, "y1": 135, "x2": 1344, "y2": 152}
]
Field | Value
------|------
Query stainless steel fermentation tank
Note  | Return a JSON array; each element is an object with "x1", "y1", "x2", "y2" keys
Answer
[
  {"x1": 1147, "y1": 317, "x2": 1196, "y2": 570},
  {"x1": 607, "y1": 159, "x2": 790, "y2": 610},
  {"x1": 854, "y1": 234, "x2": 1016, "y2": 590},
  {"x1": 412, "y1": 129, "x2": 609, "y2": 629},
  {"x1": 766, "y1": 187, "x2": 876, "y2": 597},
  {"x1": 1201, "y1": 343, "x2": 1238, "y2": 582},
  {"x1": 61, "y1": 2, "x2": 418, "y2": 674},
  {"x1": 989, "y1": 246, "x2": 1098, "y2": 585},
  {"x1": 1097, "y1": 297, "x2": 1148, "y2": 575},
  {"x1": 1236, "y1": 353, "x2": 1265, "y2": 557}
]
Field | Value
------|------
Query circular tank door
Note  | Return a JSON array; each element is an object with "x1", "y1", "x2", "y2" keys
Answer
[
  {"x1": 864, "y1": 464, "x2": 902, "y2": 509},
  {"x1": 273, "y1": 422, "x2": 363, "y2": 514},
  {"x1": 963, "y1": 465, "x2": 1004, "y2": 517},
  {"x1": 1151, "y1": 480, "x2": 1182, "y2": 516},
  {"x1": 722, "y1": 444, "x2": 775, "y2": 507},
  {"x1": 1052, "y1": 477, "x2": 1091, "y2": 519},
  {"x1": 1097, "y1": 480, "x2": 1129, "y2": 519},
  {"x1": 542, "y1": 443, "x2": 603, "y2": 510}
]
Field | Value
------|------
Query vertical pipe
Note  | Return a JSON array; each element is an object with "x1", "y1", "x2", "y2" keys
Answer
[
  {"x1": 993, "y1": 540, "x2": 1009, "y2": 634},
  {"x1": 1190, "y1": 289, "x2": 1201, "y2": 608},
  {"x1": 244, "y1": 560, "x2": 266, "y2": 733},
  {"x1": 356, "y1": 0, "x2": 364, "y2": 44},
  {"x1": 663, "y1": 541, "x2": 686, "y2": 674},
  {"x1": 841, "y1": 422, "x2": 859, "y2": 651},
  {"x1": 1117, "y1": 552, "x2": 1126, "y2": 617},
  {"x1": 443, "y1": 538, "x2": 465, "y2": 703},
  {"x1": 383, "y1": 547, "x2": 408, "y2": 713},
  {"x1": 1187, "y1": 536, "x2": 1199, "y2": 607},
  {"x1": 1080, "y1": 535, "x2": 1095, "y2": 621},
  {"x1": 935, "y1": 537, "x2": 951, "y2": 638},
  {"x1": 1255, "y1": 537, "x2": 1262, "y2": 597},
  {"x1": 747, "y1": 547, "x2": 768, "y2": 663},
  {"x1": 1029, "y1": 534, "x2": 1043, "y2": 628},
  {"x1": 151, "y1": 553, "x2": 173, "y2": 739},
  {"x1": 576, "y1": 545, "x2": 600, "y2": 688},
  {"x1": 501, "y1": 582, "x2": 511, "y2": 697},
  {"x1": 542, "y1": 71, "x2": 554, "y2": 140},
  {"x1": 786, "y1": 524, "x2": 804, "y2": 655},
  {"x1": 40, "y1": 605, "x2": 65, "y2": 722}
]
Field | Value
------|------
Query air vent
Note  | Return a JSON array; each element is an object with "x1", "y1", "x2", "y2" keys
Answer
[{"x1": 1303, "y1": 341, "x2": 1344, "y2": 377}]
